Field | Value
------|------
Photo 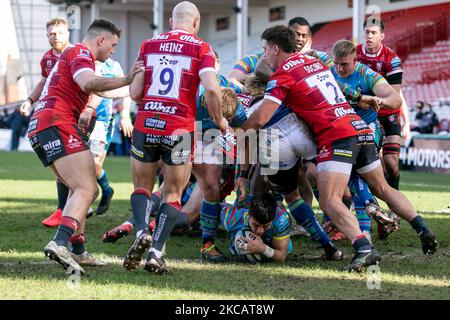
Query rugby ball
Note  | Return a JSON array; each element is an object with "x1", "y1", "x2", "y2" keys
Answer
[{"x1": 233, "y1": 229, "x2": 262, "y2": 264}]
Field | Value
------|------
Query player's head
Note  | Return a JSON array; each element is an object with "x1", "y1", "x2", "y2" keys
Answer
[
  {"x1": 46, "y1": 18, "x2": 70, "y2": 53},
  {"x1": 170, "y1": 1, "x2": 201, "y2": 35},
  {"x1": 332, "y1": 40, "x2": 357, "y2": 78},
  {"x1": 247, "y1": 192, "x2": 277, "y2": 236},
  {"x1": 221, "y1": 87, "x2": 238, "y2": 122},
  {"x1": 288, "y1": 17, "x2": 312, "y2": 52},
  {"x1": 261, "y1": 25, "x2": 297, "y2": 70},
  {"x1": 242, "y1": 74, "x2": 266, "y2": 97},
  {"x1": 85, "y1": 19, "x2": 121, "y2": 62},
  {"x1": 363, "y1": 17, "x2": 385, "y2": 52}
]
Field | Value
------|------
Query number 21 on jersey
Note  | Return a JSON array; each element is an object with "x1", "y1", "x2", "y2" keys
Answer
[{"x1": 146, "y1": 54, "x2": 192, "y2": 99}]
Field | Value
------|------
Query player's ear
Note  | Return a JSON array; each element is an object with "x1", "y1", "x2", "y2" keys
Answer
[
  {"x1": 380, "y1": 32, "x2": 385, "y2": 41},
  {"x1": 169, "y1": 17, "x2": 174, "y2": 29},
  {"x1": 97, "y1": 35, "x2": 105, "y2": 46}
]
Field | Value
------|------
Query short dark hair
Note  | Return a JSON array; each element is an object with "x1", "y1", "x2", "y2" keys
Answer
[
  {"x1": 87, "y1": 19, "x2": 121, "y2": 37},
  {"x1": 363, "y1": 17, "x2": 384, "y2": 32},
  {"x1": 248, "y1": 192, "x2": 277, "y2": 225},
  {"x1": 288, "y1": 17, "x2": 311, "y2": 36},
  {"x1": 261, "y1": 25, "x2": 297, "y2": 54}
]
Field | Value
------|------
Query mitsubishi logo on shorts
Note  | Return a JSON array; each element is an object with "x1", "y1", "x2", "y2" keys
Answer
[
  {"x1": 67, "y1": 134, "x2": 82, "y2": 149},
  {"x1": 68, "y1": 135, "x2": 79, "y2": 144}
]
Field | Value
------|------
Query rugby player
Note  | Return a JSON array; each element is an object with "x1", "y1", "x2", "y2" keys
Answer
[
  {"x1": 18, "y1": 18, "x2": 76, "y2": 228},
  {"x1": 27, "y1": 19, "x2": 143, "y2": 275},
  {"x1": 357, "y1": 18, "x2": 410, "y2": 192}
]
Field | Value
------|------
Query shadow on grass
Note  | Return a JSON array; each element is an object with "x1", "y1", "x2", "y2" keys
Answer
[
  {"x1": 0, "y1": 252, "x2": 448, "y2": 300},
  {"x1": 0, "y1": 197, "x2": 449, "y2": 300}
]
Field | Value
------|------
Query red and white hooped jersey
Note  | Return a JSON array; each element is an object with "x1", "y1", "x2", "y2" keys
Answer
[
  {"x1": 356, "y1": 44, "x2": 403, "y2": 116},
  {"x1": 264, "y1": 53, "x2": 371, "y2": 148},
  {"x1": 29, "y1": 43, "x2": 95, "y2": 134},
  {"x1": 135, "y1": 29, "x2": 216, "y2": 135}
]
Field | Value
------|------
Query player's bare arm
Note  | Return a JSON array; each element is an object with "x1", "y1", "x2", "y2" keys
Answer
[
  {"x1": 241, "y1": 98, "x2": 279, "y2": 131},
  {"x1": 374, "y1": 82, "x2": 402, "y2": 110},
  {"x1": 19, "y1": 77, "x2": 46, "y2": 116},
  {"x1": 75, "y1": 60, "x2": 143, "y2": 94}
]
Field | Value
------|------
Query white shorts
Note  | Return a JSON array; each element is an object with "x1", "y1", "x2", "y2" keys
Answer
[
  {"x1": 89, "y1": 120, "x2": 113, "y2": 157},
  {"x1": 260, "y1": 113, "x2": 316, "y2": 171},
  {"x1": 193, "y1": 139, "x2": 223, "y2": 165}
]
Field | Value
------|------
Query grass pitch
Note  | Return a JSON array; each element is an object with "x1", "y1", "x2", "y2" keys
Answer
[{"x1": 0, "y1": 151, "x2": 449, "y2": 300}]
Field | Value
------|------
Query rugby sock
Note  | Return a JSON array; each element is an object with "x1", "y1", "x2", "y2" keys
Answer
[
  {"x1": 151, "y1": 202, "x2": 181, "y2": 252},
  {"x1": 352, "y1": 234, "x2": 372, "y2": 253},
  {"x1": 56, "y1": 180, "x2": 69, "y2": 210},
  {"x1": 409, "y1": 215, "x2": 429, "y2": 235},
  {"x1": 349, "y1": 174, "x2": 375, "y2": 205},
  {"x1": 69, "y1": 233, "x2": 85, "y2": 255},
  {"x1": 53, "y1": 216, "x2": 80, "y2": 247},
  {"x1": 149, "y1": 191, "x2": 162, "y2": 217},
  {"x1": 130, "y1": 188, "x2": 151, "y2": 237},
  {"x1": 354, "y1": 195, "x2": 372, "y2": 233},
  {"x1": 200, "y1": 200, "x2": 221, "y2": 244},
  {"x1": 288, "y1": 199, "x2": 333, "y2": 247},
  {"x1": 174, "y1": 211, "x2": 191, "y2": 230},
  {"x1": 97, "y1": 169, "x2": 113, "y2": 196}
]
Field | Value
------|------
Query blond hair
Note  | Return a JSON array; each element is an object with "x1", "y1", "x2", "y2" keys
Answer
[
  {"x1": 332, "y1": 40, "x2": 356, "y2": 60},
  {"x1": 221, "y1": 88, "x2": 238, "y2": 122},
  {"x1": 46, "y1": 18, "x2": 68, "y2": 29}
]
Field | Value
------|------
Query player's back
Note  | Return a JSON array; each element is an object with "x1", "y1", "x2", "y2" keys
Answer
[
  {"x1": 31, "y1": 43, "x2": 95, "y2": 133},
  {"x1": 135, "y1": 30, "x2": 216, "y2": 135},
  {"x1": 266, "y1": 53, "x2": 370, "y2": 148}
]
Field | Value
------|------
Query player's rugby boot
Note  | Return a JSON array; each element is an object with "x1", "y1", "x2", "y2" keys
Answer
[
  {"x1": 419, "y1": 229, "x2": 438, "y2": 255},
  {"x1": 96, "y1": 188, "x2": 114, "y2": 215},
  {"x1": 201, "y1": 241, "x2": 227, "y2": 263},
  {"x1": 42, "y1": 209, "x2": 62, "y2": 228},
  {"x1": 102, "y1": 223, "x2": 133, "y2": 243},
  {"x1": 71, "y1": 251, "x2": 107, "y2": 266},
  {"x1": 144, "y1": 251, "x2": 172, "y2": 275},
  {"x1": 347, "y1": 248, "x2": 381, "y2": 272},
  {"x1": 123, "y1": 233, "x2": 152, "y2": 271},
  {"x1": 44, "y1": 240, "x2": 85, "y2": 275},
  {"x1": 365, "y1": 201, "x2": 400, "y2": 240}
]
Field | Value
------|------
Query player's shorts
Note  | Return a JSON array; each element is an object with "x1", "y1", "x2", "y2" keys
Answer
[
  {"x1": 378, "y1": 112, "x2": 401, "y2": 137},
  {"x1": 28, "y1": 124, "x2": 89, "y2": 167},
  {"x1": 260, "y1": 113, "x2": 316, "y2": 172},
  {"x1": 89, "y1": 120, "x2": 114, "y2": 158},
  {"x1": 130, "y1": 128, "x2": 195, "y2": 166},
  {"x1": 316, "y1": 134, "x2": 381, "y2": 176},
  {"x1": 266, "y1": 161, "x2": 301, "y2": 196}
]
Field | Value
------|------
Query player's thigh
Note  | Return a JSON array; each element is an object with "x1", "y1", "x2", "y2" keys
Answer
[
  {"x1": 192, "y1": 163, "x2": 222, "y2": 189},
  {"x1": 53, "y1": 150, "x2": 96, "y2": 191},
  {"x1": 316, "y1": 170, "x2": 350, "y2": 202}
]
